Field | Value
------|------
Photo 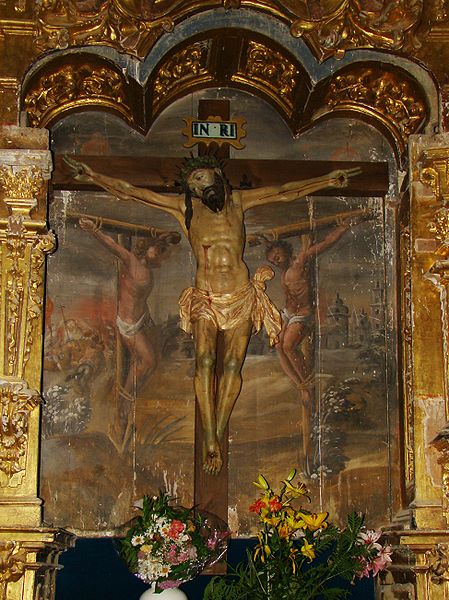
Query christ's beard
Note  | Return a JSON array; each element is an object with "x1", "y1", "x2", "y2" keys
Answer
[{"x1": 201, "y1": 176, "x2": 226, "y2": 213}]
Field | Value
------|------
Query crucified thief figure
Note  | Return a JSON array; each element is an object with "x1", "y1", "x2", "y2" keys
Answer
[
  {"x1": 65, "y1": 155, "x2": 361, "y2": 475},
  {"x1": 265, "y1": 216, "x2": 364, "y2": 467},
  {"x1": 79, "y1": 217, "x2": 180, "y2": 449}
]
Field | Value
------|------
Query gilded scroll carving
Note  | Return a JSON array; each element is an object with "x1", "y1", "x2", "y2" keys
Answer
[
  {"x1": 421, "y1": 151, "x2": 449, "y2": 204},
  {"x1": 290, "y1": 0, "x2": 423, "y2": 60},
  {"x1": 429, "y1": 207, "x2": 449, "y2": 255},
  {"x1": 35, "y1": 0, "x2": 174, "y2": 57},
  {"x1": 32, "y1": 0, "x2": 424, "y2": 61},
  {"x1": 435, "y1": 441, "x2": 449, "y2": 524},
  {"x1": 14, "y1": 0, "x2": 26, "y2": 12},
  {"x1": 426, "y1": 543, "x2": 449, "y2": 584},
  {"x1": 0, "y1": 381, "x2": 40, "y2": 487},
  {"x1": 24, "y1": 64, "x2": 132, "y2": 129},
  {"x1": 1, "y1": 220, "x2": 56, "y2": 378},
  {"x1": 233, "y1": 41, "x2": 299, "y2": 114},
  {"x1": 314, "y1": 65, "x2": 426, "y2": 157},
  {"x1": 0, "y1": 541, "x2": 27, "y2": 597},
  {"x1": 4, "y1": 217, "x2": 28, "y2": 379},
  {"x1": 231, "y1": 40, "x2": 299, "y2": 116},
  {"x1": 421, "y1": 149, "x2": 449, "y2": 518},
  {"x1": 327, "y1": 70, "x2": 425, "y2": 135},
  {"x1": 0, "y1": 161, "x2": 56, "y2": 378},
  {"x1": 401, "y1": 224, "x2": 415, "y2": 485},
  {"x1": 153, "y1": 42, "x2": 211, "y2": 112}
]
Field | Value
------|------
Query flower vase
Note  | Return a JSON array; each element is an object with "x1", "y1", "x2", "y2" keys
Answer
[{"x1": 139, "y1": 582, "x2": 188, "y2": 599}]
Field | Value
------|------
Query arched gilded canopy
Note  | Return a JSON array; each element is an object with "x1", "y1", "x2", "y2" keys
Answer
[
  {"x1": 21, "y1": 23, "x2": 432, "y2": 166},
  {"x1": 34, "y1": 0, "x2": 425, "y2": 63}
]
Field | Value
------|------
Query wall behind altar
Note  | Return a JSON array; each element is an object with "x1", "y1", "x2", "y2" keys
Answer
[{"x1": 40, "y1": 88, "x2": 400, "y2": 536}]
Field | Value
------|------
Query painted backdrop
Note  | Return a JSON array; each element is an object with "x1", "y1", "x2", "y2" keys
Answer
[{"x1": 40, "y1": 89, "x2": 400, "y2": 535}]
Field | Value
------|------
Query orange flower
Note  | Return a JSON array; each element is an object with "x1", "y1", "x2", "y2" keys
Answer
[
  {"x1": 249, "y1": 498, "x2": 267, "y2": 514},
  {"x1": 269, "y1": 496, "x2": 283, "y2": 512}
]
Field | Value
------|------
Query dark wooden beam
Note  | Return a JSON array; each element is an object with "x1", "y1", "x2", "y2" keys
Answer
[
  {"x1": 195, "y1": 100, "x2": 229, "y2": 571},
  {"x1": 52, "y1": 155, "x2": 389, "y2": 197}
]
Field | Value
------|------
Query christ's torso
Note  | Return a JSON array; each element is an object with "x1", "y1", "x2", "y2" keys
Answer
[{"x1": 188, "y1": 194, "x2": 249, "y2": 294}]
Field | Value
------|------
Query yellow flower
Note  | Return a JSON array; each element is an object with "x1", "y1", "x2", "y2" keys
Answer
[
  {"x1": 263, "y1": 514, "x2": 281, "y2": 527},
  {"x1": 278, "y1": 522, "x2": 293, "y2": 539},
  {"x1": 296, "y1": 511, "x2": 329, "y2": 532},
  {"x1": 301, "y1": 539, "x2": 316, "y2": 562},
  {"x1": 289, "y1": 546, "x2": 299, "y2": 573},
  {"x1": 254, "y1": 535, "x2": 272, "y2": 563},
  {"x1": 285, "y1": 512, "x2": 304, "y2": 532},
  {"x1": 140, "y1": 544, "x2": 152, "y2": 553},
  {"x1": 187, "y1": 519, "x2": 196, "y2": 532},
  {"x1": 282, "y1": 479, "x2": 309, "y2": 498}
]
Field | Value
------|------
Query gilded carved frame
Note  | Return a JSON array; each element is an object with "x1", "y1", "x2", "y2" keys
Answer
[{"x1": 1, "y1": 1, "x2": 449, "y2": 598}]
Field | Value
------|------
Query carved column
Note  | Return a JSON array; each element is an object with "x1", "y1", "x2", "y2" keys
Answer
[
  {"x1": 396, "y1": 134, "x2": 449, "y2": 600},
  {"x1": 0, "y1": 125, "x2": 74, "y2": 600}
]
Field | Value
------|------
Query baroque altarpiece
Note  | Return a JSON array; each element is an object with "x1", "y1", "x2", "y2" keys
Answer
[{"x1": 2, "y1": 1, "x2": 449, "y2": 599}]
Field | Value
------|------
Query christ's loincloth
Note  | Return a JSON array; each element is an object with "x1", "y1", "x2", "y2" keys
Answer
[
  {"x1": 116, "y1": 312, "x2": 153, "y2": 338},
  {"x1": 178, "y1": 265, "x2": 282, "y2": 346}
]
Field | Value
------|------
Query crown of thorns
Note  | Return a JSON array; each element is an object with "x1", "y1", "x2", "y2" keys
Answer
[{"x1": 176, "y1": 155, "x2": 226, "y2": 191}]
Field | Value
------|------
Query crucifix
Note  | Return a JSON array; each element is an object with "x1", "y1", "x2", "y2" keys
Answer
[{"x1": 54, "y1": 99, "x2": 389, "y2": 533}]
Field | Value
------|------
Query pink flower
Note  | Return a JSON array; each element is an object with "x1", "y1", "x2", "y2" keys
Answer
[
  {"x1": 357, "y1": 544, "x2": 393, "y2": 578},
  {"x1": 171, "y1": 520, "x2": 185, "y2": 532},
  {"x1": 371, "y1": 545, "x2": 393, "y2": 576},
  {"x1": 357, "y1": 557, "x2": 371, "y2": 579},
  {"x1": 207, "y1": 530, "x2": 228, "y2": 550},
  {"x1": 167, "y1": 519, "x2": 186, "y2": 540},
  {"x1": 207, "y1": 537, "x2": 217, "y2": 550},
  {"x1": 358, "y1": 529, "x2": 382, "y2": 546},
  {"x1": 159, "y1": 580, "x2": 181, "y2": 589}
]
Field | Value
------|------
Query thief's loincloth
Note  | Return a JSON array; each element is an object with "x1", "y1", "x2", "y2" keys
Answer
[
  {"x1": 281, "y1": 308, "x2": 314, "y2": 327},
  {"x1": 116, "y1": 312, "x2": 153, "y2": 337}
]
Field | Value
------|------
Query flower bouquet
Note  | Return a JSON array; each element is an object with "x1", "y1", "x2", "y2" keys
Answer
[
  {"x1": 204, "y1": 469, "x2": 392, "y2": 600},
  {"x1": 119, "y1": 492, "x2": 228, "y2": 593}
]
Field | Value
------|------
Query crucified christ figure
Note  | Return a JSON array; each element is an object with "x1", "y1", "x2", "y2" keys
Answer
[{"x1": 64, "y1": 155, "x2": 361, "y2": 475}]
